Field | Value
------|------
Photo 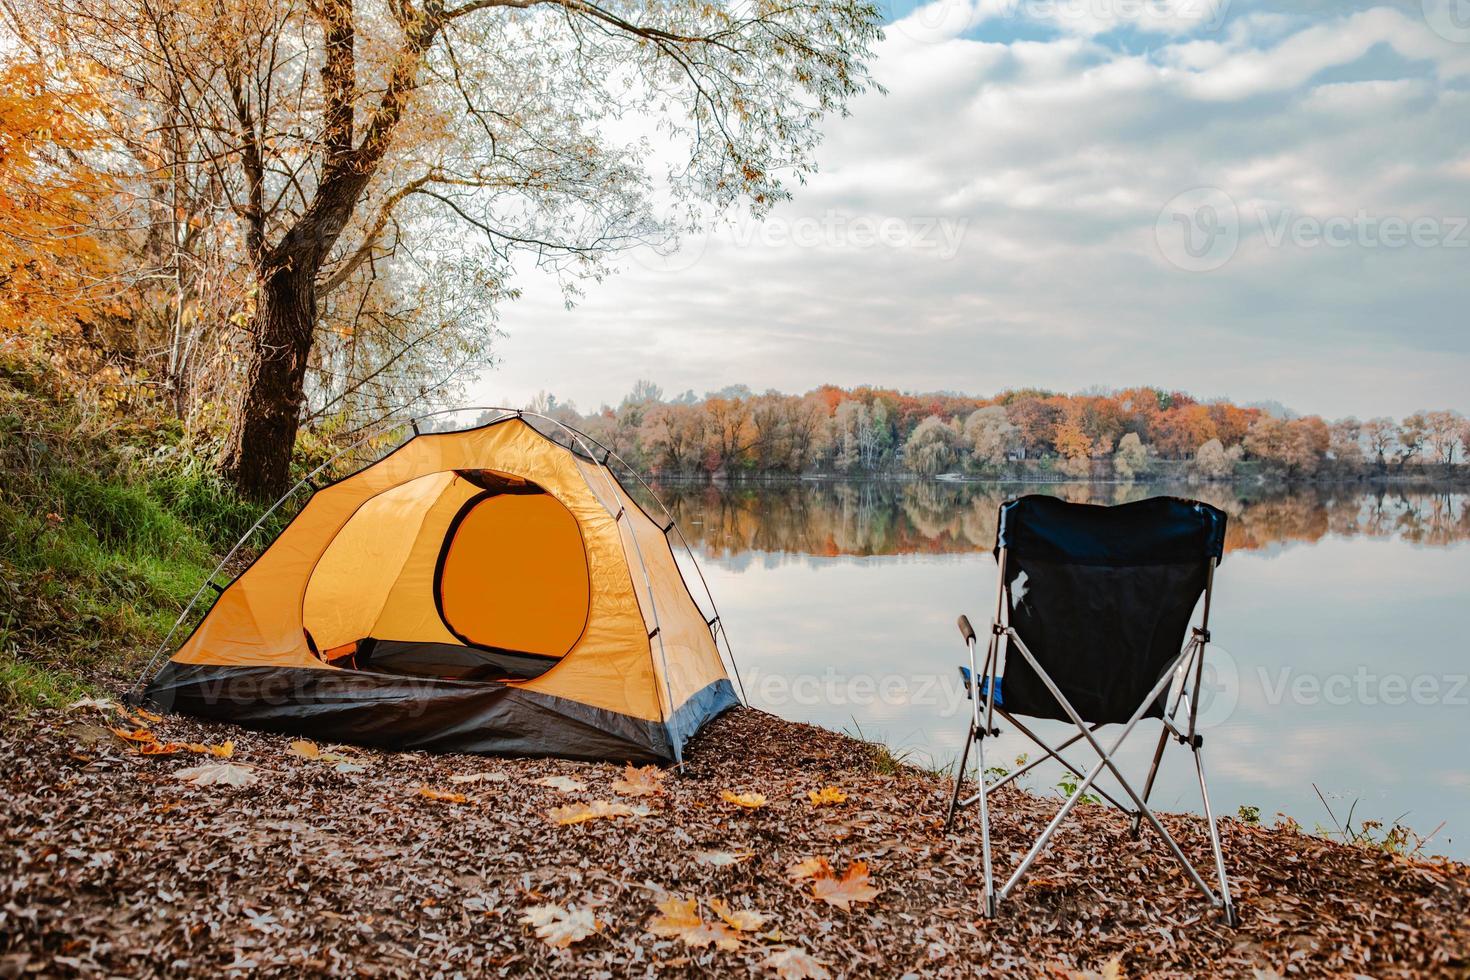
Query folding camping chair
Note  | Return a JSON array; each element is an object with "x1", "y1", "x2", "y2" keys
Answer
[{"x1": 944, "y1": 494, "x2": 1238, "y2": 925}]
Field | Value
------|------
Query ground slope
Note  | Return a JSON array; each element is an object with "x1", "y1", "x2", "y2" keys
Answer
[{"x1": 1, "y1": 706, "x2": 1465, "y2": 978}]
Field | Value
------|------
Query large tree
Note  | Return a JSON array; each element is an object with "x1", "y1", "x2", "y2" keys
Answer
[{"x1": 22, "y1": 0, "x2": 880, "y2": 496}]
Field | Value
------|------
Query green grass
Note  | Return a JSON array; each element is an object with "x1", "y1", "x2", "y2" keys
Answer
[{"x1": 0, "y1": 357, "x2": 276, "y2": 710}]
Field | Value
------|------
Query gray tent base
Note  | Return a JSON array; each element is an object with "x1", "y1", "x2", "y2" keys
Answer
[{"x1": 145, "y1": 662, "x2": 738, "y2": 765}]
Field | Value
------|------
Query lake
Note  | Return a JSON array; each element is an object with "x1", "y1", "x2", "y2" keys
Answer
[{"x1": 640, "y1": 479, "x2": 1470, "y2": 859}]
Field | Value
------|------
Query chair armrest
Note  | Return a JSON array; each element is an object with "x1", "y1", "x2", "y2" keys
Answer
[{"x1": 957, "y1": 665, "x2": 1003, "y2": 705}]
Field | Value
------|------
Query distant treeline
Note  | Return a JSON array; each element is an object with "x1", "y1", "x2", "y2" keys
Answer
[{"x1": 523, "y1": 382, "x2": 1470, "y2": 482}]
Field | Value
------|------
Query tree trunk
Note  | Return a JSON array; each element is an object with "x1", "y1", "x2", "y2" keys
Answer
[{"x1": 221, "y1": 261, "x2": 317, "y2": 500}]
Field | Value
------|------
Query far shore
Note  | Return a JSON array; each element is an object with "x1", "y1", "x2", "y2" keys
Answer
[{"x1": 642, "y1": 466, "x2": 1470, "y2": 490}]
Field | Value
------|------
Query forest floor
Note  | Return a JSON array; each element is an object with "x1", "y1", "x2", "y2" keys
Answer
[{"x1": 1, "y1": 704, "x2": 1467, "y2": 979}]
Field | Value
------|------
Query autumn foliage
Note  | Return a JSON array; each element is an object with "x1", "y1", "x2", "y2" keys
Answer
[
  {"x1": 556, "y1": 383, "x2": 1470, "y2": 481},
  {"x1": 0, "y1": 61, "x2": 117, "y2": 355}
]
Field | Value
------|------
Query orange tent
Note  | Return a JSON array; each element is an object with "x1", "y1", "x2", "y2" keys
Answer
[{"x1": 142, "y1": 414, "x2": 739, "y2": 763}]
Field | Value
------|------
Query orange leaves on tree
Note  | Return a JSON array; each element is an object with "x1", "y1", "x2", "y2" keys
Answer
[
  {"x1": 720, "y1": 790, "x2": 767, "y2": 810},
  {"x1": 0, "y1": 61, "x2": 119, "y2": 344},
  {"x1": 548, "y1": 800, "x2": 650, "y2": 825},
  {"x1": 806, "y1": 786, "x2": 848, "y2": 807},
  {"x1": 417, "y1": 786, "x2": 468, "y2": 804},
  {"x1": 612, "y1": 763, "x2": 667, "y2": 797},
  {"x1": 519, "y1": 903, "x2": 601, "y2": 948}
]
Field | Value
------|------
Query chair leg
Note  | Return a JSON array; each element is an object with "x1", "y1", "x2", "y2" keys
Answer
[
  {"x1": 1131, "y1": 724, "x2": 1170, "y2": 839},
  {"x1": 1192, "y1": 740, "x2": 1238, "y2": 926},
  {"x1": 973, "y1": 722, "x2": 996, "y2": 917},
  {"x1": 944, "y1": 720, "x2": 974, "y2": 831}
]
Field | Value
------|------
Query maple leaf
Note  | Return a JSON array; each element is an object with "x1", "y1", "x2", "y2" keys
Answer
[
  {"x1": 807, "y1": 786, "x2": 848, "y2": 807},
  {"x1": 809, "y1": 861, "x2": 880, "y2": 911},
  {"x1": 647, "y1": 897, "x2": 740, "y2": 951},
  {"x1": 519, "y1": 903, "x2": 601, "y2": 948},
  {"x1": 68, "y1": 696, "x2": 116, "y2": 713},
  {"x1": 207, "y1": 741, "x2": 234, "y2": 758},
  {"x1": 289, "y1": 739, "x2": 352, "y2": 764},
  {"x1": 174, "y1": 763, "x2": 257, "y2": 787},
  {"x1": 548, "y1": 800, "x2": 649, "y2": 825},
  {"x1": 536, "y1": 775, "x2": 587, "y2": 793},
  {"x1": 693, "y1": 849, "x2": 755, "y2": 867},
  {"x1": 136, "y1": 742, "x2": 185, "y2": 756},
  {"x1": 109, "y1": 726, "x2": 157, "y2": 744},
  {"x1": 763, "y1": 947, "x2": 832, "y2": 980},
  {"x1": 417, "y1": 786, "x2": 468, "y2": 804},
  {"x1": 288, "y1": 740, "x2": 321, "y2": 759},
  {"x1": 785, "y1": 857, "x2": 833, "y2": 881},
  {"x1": 612, "y1": 763, "x2": 667, "y2": 797},
  {"x1": 710, "y1": 898, "x2": 767, "y2": 932},
  {"x1": 132, "y1": 707, "x2": 164, "y2": 724},
  {"x1": 720, "y1": 790, "x2": 767, "y2": 809}
]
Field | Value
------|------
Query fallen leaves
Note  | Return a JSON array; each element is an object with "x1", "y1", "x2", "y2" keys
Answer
[
  {"x1": 68, "y1": 696, "x2": 117, "y2": 712},
  {"x1": 536, "y1": 775, "x2": 587, "y2": 793},
  {"x1": 693, "y1": 849, "x2": 755, "y2": 867},
  {"x1": 764, "y1": 947, "x2": 832, "y2": 980},
  {"x1": 417, "y1": 786, "x2": 468, "y2": 804},
  {"x1": 173, "y1": 763, "x2": 256, "y2": 787},
  {"x1": 8, "y1": 702, "x2": 1469, "y2": 977},
  {"x1": 108, "y1": 727, "x2": 156, "y2": 744},
  {"x1": 646, "y1": 896, "x2": 754, "y2": 951},
  {"x1": 720, "y1": 790, "x2": 767, "y2": 809},
  {"x1": 785, "y1": 857, "x2": 833, "y2": 881},
  {"x1": 520, "y1": 903, "x2": 601, "y2": 948},
  {"x1": 1066, "y1": 954, "x2": 1125, "y2": 980},
  {"x1": 710, "y1": 898, "x2": 767, "y2": 933},
  {"x1": 286, "y1": 739, "x2": 367, "y2": 772},
  {"x1": 787, "y1": 858, "x2": 880, "y2": 910},
  {"x1": 806, "y1": 786, "x2": 848, "y2": 807},
  {"x1": 548, "y1": 800, "x2": 650, "y2": 825},
  {"x1": 448, "y1": 772, "x2": 508, "y2": 784},
  {"x1": 612, "y1": 763, "x2": 667, "y2": 797},
  {"x1": 109, "y1": 725, "x2": 232, "y2": 758},
  {"x1": 810, "y1": 861, "x2": 880, "y2": 911}
]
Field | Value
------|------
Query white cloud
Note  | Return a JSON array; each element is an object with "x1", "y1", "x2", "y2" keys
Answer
[{"x1": 475, "y1": 3, "x2": 1470, "y2": 417}]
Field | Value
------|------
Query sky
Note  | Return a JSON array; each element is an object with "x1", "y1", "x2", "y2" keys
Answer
[{"x1": 470, "y1": 0, "x2": 1470, "y2": 420}]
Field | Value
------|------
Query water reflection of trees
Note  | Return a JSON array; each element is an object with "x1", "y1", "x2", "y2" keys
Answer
[{"x1": 640, "y1": 481, "x2": 1470, "y2": 559}]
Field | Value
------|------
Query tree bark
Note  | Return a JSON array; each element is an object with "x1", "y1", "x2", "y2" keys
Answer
[{"x1": 220, "y1": 260, "x2": 318, "y2": 499}]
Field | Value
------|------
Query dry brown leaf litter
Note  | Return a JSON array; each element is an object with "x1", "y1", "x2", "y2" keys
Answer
[{"x1": 0, "y1": 704, "x2": 1466, "y2": 977}]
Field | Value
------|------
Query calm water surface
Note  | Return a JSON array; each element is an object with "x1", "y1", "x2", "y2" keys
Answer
[{"x1": 641, "y1": 481, "x2": 1470, "y2": 859}]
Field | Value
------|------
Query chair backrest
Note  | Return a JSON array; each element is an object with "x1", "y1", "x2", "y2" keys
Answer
[{"x1": 993, "y1": 495, "x2": 1227, "y2": 725}]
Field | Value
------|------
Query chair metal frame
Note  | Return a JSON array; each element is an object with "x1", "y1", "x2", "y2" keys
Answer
[{"x1": 944, "y1": 548, "x2": 1238, "y2": 926}]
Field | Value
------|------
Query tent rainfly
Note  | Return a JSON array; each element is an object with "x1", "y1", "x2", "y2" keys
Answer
[{"x1": 139, "y1": 413, "x2": 741, "y2": 764}]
